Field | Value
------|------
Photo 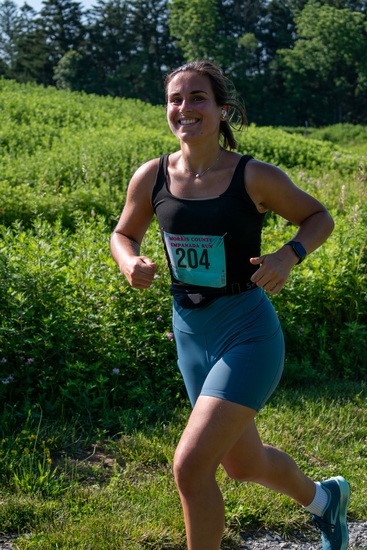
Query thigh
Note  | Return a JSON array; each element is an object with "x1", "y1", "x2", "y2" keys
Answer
[
  {"x1": 201, "y1": 326, "x2": 285, "y2": 411},
  {"x1": 173, "y1": 328, "x2": 210, "y2": 407}
]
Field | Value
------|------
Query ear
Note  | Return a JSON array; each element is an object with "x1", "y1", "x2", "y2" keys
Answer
[{"x1": 220, "y1": 106, "x2": 229, "y2": 120}]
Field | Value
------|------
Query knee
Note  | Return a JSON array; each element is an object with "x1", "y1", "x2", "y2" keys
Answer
[
  {"x1": 173, "y1": 445, "x2": 213, "y2": 496},
  {"x1": 173, "y1": 446, "x2": 198, "y2": 493}
]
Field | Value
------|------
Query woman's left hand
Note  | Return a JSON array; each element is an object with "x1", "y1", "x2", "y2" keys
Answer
[{"x1": 249, "y1": 246, "x2": 298, "y2": 294}]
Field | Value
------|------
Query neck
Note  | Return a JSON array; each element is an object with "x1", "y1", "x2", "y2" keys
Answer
[{"x1": 181, "y1": 146, "x2": 223, "y2": 178}]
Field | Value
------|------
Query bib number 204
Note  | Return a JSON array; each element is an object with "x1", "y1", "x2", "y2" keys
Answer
[{"x1": 176, "y1": 247, "x2": 210, "y2": 270}]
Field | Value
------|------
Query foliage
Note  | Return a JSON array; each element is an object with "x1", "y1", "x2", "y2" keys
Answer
[
  {"x1": 263, "y1": 209, "x2": 367, "y2": 382},
  {"x1": 237, "y1": 124, "x2": 364, "y2": 173},
  {"x1": 0, "y1": 81, "x2": 366, "y2": 425},
  {"x1": 0, "y1": 79, "x2": 175, "y2": 228},
  {"x1": 169, "y1": 0, "x2": 219, "y2": 61},
  {"x1": 281, "y1": 123, "x2": 367, "y2": 148},
  {"x1": 0, "y1": 79, "x2": 364, "y2": 229},
  {"x1": 0, "y1": 216, "x2": 180, "y2": 424},
  {"x1": 0, "y1": 71, "x2": 366, "y2": 549},
  {"x1": 0, "y1": 409, "x2": 67, "y2": 497},
  {"x1": 277, "y1": 0, "x2": 367, "y2": 125},
  {"x1": 1, "y1": 0, "x2": 367, "y2": 124}
]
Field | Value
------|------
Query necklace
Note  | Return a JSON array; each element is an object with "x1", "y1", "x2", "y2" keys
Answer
[{"x1": 183, "y1": 149, "x2": 223, "y2": 178}]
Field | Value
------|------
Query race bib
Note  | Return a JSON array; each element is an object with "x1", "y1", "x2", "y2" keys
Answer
[{"x1": 163, "y1": 231, "x2": 226, "y2": 288}]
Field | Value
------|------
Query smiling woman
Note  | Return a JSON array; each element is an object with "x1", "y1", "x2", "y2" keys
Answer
[
  {"x1": 110, "y1": 60, "x2": 348, "y2": 550},
  {"x1": 165, "y1": 72, "x2": 226, "y2": 178},
  {"x1": 165, "y1": 60, "x2": 247, "y2": 154}
]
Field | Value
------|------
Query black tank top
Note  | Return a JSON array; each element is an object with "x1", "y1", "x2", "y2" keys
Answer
[{"x1": 152, "y1": 154, "x2": 266, "y2": 307}]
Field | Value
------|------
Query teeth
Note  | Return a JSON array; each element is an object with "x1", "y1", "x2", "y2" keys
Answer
[{"x1": 180, "y1": 119, "x2": 197, "y2": 125}]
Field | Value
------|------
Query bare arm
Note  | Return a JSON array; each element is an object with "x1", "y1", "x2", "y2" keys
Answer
[
  {"x1": 245, "y1": 161, "x2": 334, "y2": 294},
  {"x1": 110, "y1": 159, "x2": 159, "y2": 289}
]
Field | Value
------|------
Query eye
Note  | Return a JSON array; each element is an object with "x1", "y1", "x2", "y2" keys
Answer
[
  {"x1": 169, "y1": 96, "x2": 182, "y2": 105},
  {"x1": 193, "y1": 95, "x2": 205, "y2": 102}
]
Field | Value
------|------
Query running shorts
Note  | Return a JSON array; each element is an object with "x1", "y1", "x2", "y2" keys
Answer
[{"x1": 172, "y1": 287, "x2": 284, "y2": 411}]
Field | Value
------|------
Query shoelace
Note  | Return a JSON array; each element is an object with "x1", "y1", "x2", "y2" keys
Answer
[{"x1": 312, "y1": 516, "x2": 336, "y2": 533}]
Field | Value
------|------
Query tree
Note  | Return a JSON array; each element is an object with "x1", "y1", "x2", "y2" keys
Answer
[
  {"x1": 53, "y1": 48, "x2": 82, "y2": 89},
  {"x1": 0, "y1": 0, "x2": 20, "y2": 67},
  {"x1": 37, "y1": 0, "x2": 85, "y2": 84},
  {"x1": 277, "y1": 0, "x2": 367, "y2": 124},
  {"x1": 168, "y1": 0, "x2": 219, "y2": 61},
  {"x1": 259, "y1": 0, "x2": 308, "y2": 60},
  {"x1": 9, "y1": 4, "x2": 49, "y2": 83},
  {"x1": 323, "y1": 0, "x2": 367, "y2": 10},
  {"x1": 6, "y1": 0, "x2": 85, "y2": 85},
  {"x1": 122, "y1": 0, "x2": 181, "y2": 103},
  {"x1": 83, "y1": 0, "x2": 131, "y2": 94},
  {"x1": 79, "y1": 0, "x2": 179, "y2": 101}
]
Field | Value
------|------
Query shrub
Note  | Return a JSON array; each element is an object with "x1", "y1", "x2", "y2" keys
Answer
[{"x1": 0, "y1": 217, "x2": 181, "y2": 425}]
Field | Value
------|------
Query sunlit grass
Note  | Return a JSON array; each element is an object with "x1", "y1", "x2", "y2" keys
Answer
[{"x1": 1, "y1": 381, "x2": 366, "y2": 549}]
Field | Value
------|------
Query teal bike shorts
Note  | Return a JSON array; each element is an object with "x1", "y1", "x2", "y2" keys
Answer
[{"x1": 172, "y1": 287, "x2": 285, "y2": 412}]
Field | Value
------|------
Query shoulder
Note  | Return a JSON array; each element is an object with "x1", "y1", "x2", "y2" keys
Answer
[
  {"x1": 126, "y1": 157, "x2": 161, "y2": 201},
  {"x1": 246, "y1": 158, "x2": 288, "y2": 182},
  {"x1": 244, "y1": 159, "x2": 296, "y2": 213},
  {"x1": 244, "y1": 159, "x2": 327, "y2": 223},
  {"x1": 131, "y1": 157, "x2": 161, "y2": 183}
]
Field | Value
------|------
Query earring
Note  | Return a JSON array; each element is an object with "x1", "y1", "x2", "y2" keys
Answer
[{"x1": 221, "y1": 109, "x2": 227, "y2": 119}]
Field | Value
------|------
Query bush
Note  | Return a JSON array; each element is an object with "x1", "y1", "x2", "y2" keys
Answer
[
  {"x1": 0, "y1": 217, "x2": 181, "y2": 425},
  {"x1": 260, "y1": 204, "x2": 367, "y2": 382}
]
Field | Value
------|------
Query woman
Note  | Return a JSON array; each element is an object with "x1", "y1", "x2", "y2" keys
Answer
[{"x1": 110, "y1": 60, "x2": 350, "y2": 550}]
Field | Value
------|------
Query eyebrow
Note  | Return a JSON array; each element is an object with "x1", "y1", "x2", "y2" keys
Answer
[{"x1": 169, "y1": 89, "x2": 209, "y2": 96}]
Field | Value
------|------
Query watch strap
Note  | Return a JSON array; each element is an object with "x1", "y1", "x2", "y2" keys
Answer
[{"x1": 285, "y1": 240, "x2": 307, "y2": 264}]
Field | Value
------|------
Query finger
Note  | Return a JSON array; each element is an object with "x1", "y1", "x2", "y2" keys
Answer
[
  {"x1": 129, "y1": 266, "x2": 156, "y2": 288},
  {"x1": 250, "y1": 265, "x2": 267, "y2": 284},
  {"x1": 255, "y1": 277, "x2": 271, "y2": 289},
  {"x1": 265, "y1": 280, "x2": 286, "y2": 295},
  {"x1": 141, "y1": 256, "x2": 156, "y2": 267},
  {"x1": 264, "y1": 281, "x2": 278, "y2": 293},
  {"x1": 139, "y1": 258, "x2": 157, "y2": 274},
  {"x1": 132, "y1": 272, "x2": 155, "y2": 288},
  {"x1": 249, "y1": 256, "x2": 265, "y2": 266}
]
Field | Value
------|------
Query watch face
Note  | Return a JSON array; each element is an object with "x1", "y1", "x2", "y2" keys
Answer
[
  {"x1": 293, "y1": 241, "x2": 306, "y2": 261},
  {"x1": 287, "y1": 241, "x2": 306, "y2": 262}
]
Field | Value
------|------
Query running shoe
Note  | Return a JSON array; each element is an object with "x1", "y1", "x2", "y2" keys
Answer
[{"x1": 312, "y1": 476, "x2": 350, "y2": 550}]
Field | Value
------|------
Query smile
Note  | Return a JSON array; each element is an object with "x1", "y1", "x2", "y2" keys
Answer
[{"x1": 179, "y1": 118, "x2": 198, "y2": 126}]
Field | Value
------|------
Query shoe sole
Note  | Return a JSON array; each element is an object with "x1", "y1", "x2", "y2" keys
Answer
[{"x1": 328, "y1": 475, "x2": 350, "y2": 550}]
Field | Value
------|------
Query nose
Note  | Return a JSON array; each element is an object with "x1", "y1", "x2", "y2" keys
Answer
[{"x1": 179, "y1": 98, "x2": 193, "y2": 113}]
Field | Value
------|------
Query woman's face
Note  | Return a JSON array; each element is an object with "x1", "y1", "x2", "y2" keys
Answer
[{"x1": 166, "y1": 71, "x2": 223, "y2": 144}]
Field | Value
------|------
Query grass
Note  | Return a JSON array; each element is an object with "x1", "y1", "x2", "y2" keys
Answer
[{"x1": 1, "y1": 380, "x2": 366, "y2": 549}]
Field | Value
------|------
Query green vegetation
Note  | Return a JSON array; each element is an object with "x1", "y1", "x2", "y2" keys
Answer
[
  {"x1": 1, "y1": 385, "x2": 367, "y2": 548},
  {"x1": 281, "y1": 124, "x2": 367, "y2": 155},
  {"x1": 1, "y1": 0, "x2": 367, "y2": 125},
  {"x1": 0, "y1": 81, "x2": 366, "y2": 547}
]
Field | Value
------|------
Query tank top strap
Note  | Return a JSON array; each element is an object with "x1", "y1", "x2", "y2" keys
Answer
[
  {"x1": 152, "y1": 154, "x2": 169, "y2": 204},
  {"x1": 223, "y1": 154, "x2": 253, "y2": 196},
  {"x1": 162, "y1": 153, "x2": 169, "y2": 174}
]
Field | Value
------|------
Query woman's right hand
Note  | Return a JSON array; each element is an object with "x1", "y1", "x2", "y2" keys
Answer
[{"x1": 122, "y1": 256, "x2": 157, "y2": 289}]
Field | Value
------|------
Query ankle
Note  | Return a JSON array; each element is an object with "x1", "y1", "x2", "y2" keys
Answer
[{"x1": 304, "y1": 482, "x2": 329, "y2": 517}]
